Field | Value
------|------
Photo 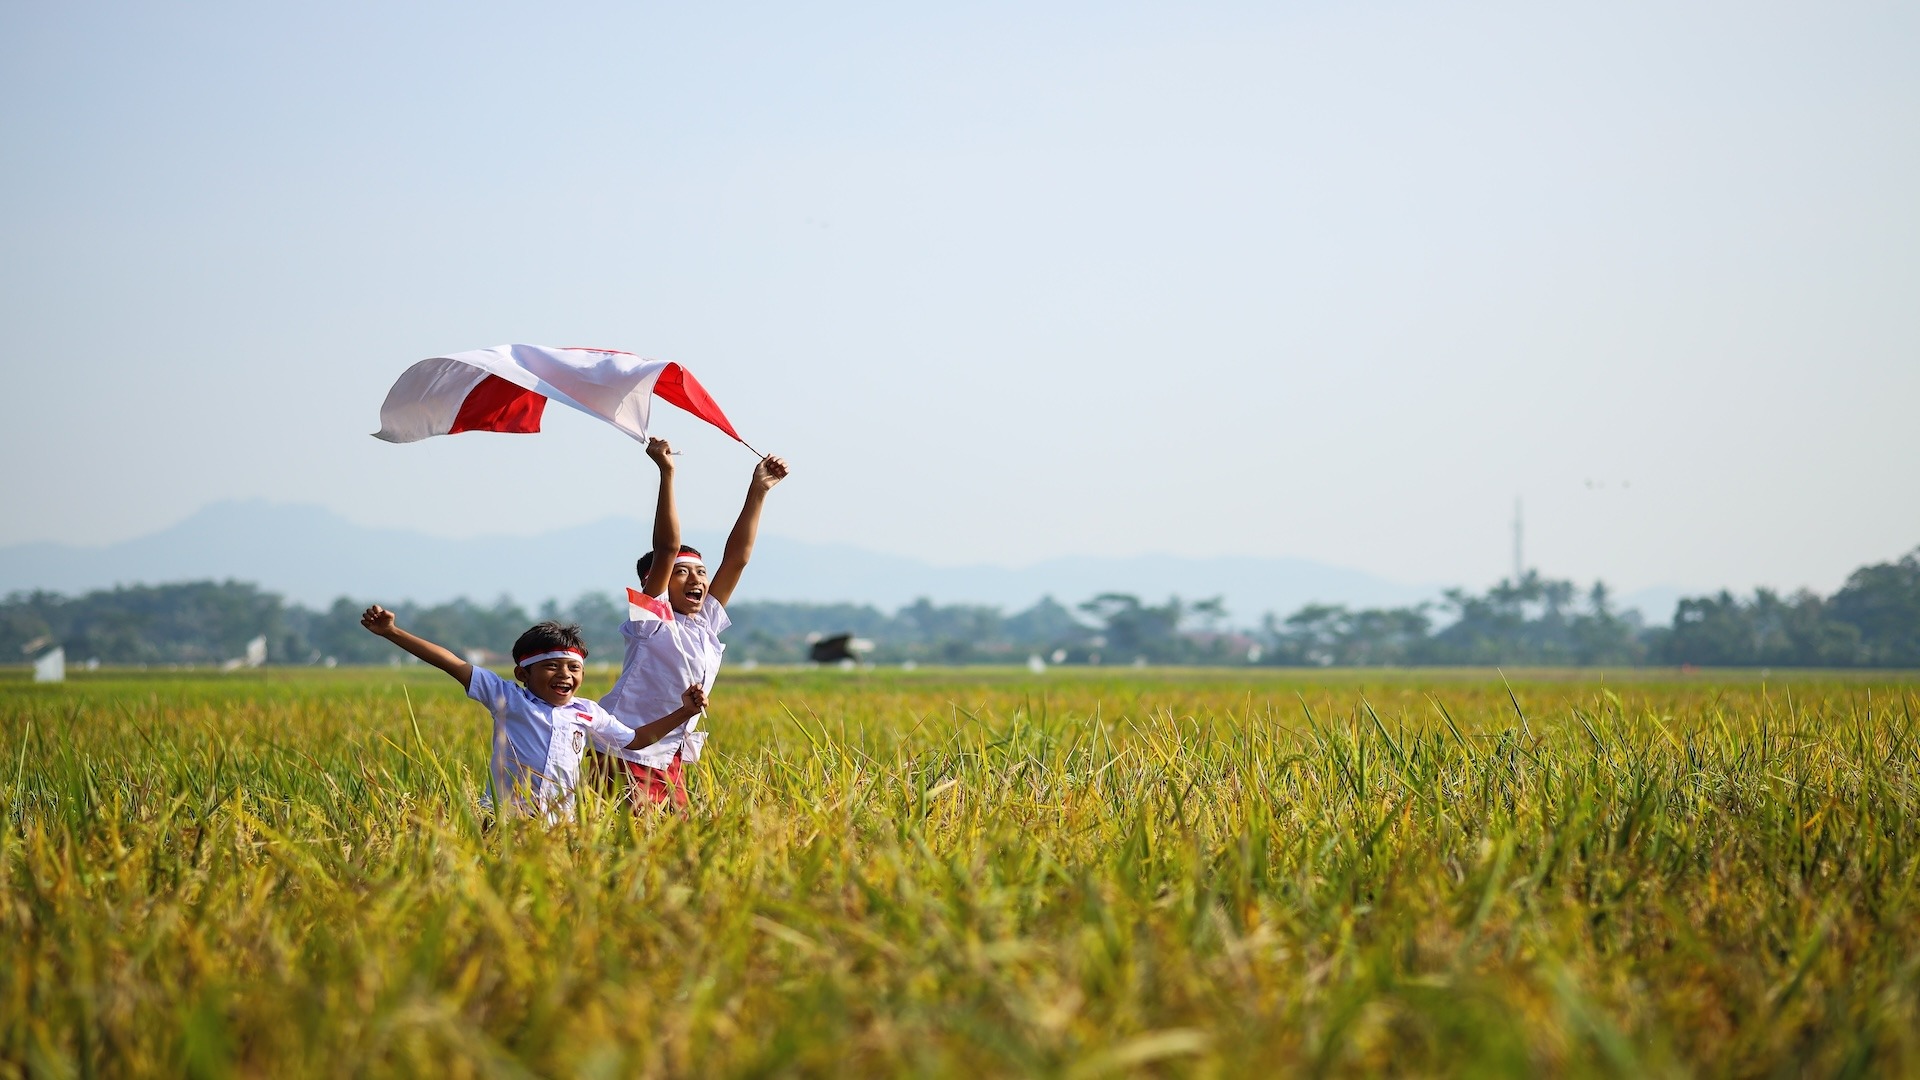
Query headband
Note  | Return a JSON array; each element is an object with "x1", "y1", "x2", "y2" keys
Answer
[
  {"x1": 515, "y1": 648, "x2": 585, "y2": 667},
  {"x1": 673, "y1": 553, "x2": 705, "y2": 567}
]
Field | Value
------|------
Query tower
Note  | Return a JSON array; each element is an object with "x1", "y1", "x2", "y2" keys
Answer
[{"x1": 1512, "y1": 498, "x2": 1524, "y2": 584}]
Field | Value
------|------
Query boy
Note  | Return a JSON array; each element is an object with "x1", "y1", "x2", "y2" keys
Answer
[
  {"x1": 596, "y1": 436, "x2": 789, "y2": 806},
  {"x1": 359, "y1": 606, "x2": 706, "y2": 820}
]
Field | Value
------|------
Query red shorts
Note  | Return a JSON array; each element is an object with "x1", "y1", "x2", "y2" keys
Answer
[{"x1": 620, "y1": 751, "x2": 688, "y2": 809}]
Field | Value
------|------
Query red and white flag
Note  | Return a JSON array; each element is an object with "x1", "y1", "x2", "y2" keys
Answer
[
  {"x1": 373, "y1": 344, "x2": 744, "y2": 447},
  {"x1": 627, "y1": 588, "x2": 673, "y2": 623}
]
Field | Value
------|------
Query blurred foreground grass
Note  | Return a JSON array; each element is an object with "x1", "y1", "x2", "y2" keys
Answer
[{"x1": 3, "y1": 666, "x2": 1918, "y2": 1077}]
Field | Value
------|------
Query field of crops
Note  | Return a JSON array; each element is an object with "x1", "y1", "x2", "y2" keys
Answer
[{"x1": 3, "y1": 666, "x2": 1917, "y2": 1077}]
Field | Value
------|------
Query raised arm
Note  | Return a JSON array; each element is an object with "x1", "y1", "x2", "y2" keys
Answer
[
  {"x1": 641, "y1": 437, "x2": 680, "y2": 597},
  {"x1": 621, "y1": 685, "x2": 709, "y2": 751},
  {"x1": 360, "y1": 605, "x2": 475, "y2": 688},
  {"x1": 709, "y1": 454, "x2": 789, "y2": 606}
]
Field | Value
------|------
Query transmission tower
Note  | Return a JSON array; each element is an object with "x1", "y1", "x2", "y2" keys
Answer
[{"x1": 1512, "y1": 498, "x2": 1524, "y2": 583}]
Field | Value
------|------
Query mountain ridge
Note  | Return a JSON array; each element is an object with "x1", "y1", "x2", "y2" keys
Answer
[{"x1": 0, "y1": 500, "x2": 1684, "y2": 622}]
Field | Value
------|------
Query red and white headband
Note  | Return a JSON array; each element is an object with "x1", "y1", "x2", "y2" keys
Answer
[
  {"x1": 674, "y1": 553, "x2": 705, "y2": 567},
  {"x1": 516, "y1": 648, "x2": 585, "y2": 667}
]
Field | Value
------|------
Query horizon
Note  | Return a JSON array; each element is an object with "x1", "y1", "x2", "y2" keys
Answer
[{"x1": 8, "y1": 496, "x2": 1907, "y2": 624}]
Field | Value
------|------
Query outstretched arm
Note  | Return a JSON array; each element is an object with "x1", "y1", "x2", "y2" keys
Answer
[
  {"x1": 622, "y1": 685, "x2": 709, "y2": 750},
  {"x1": 641, "y1": 437, "x2": 680, "y2": 598},
  {"x1": 709, "y1": 454, "x2": 789, "y2": 606},
  {"x1": 360, "y1": 605, "x2": 475, "y2": 689}
]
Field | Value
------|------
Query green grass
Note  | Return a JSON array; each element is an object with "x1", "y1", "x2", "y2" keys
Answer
[{"x1": 3, "y1": 667, "x2": 1918, "y2": 1076}]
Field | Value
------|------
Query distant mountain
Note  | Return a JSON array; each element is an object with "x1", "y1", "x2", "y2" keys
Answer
[{"x1": 0, "y1": 500, "x2": 1465, "y2": 622}]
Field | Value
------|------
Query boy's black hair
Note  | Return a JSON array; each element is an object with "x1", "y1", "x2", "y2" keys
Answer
[
  {"x1": 635, "y1": 544, "x2": 703, "y2": 582},
  {"x1": 511, "y1": 621, "x2": 588, "y2": 664}
]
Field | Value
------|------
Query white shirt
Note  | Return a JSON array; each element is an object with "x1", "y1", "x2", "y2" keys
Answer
[
  {"x1": 466, "y1": 666, "x2": 636, "y2": 818},
  {"x1": 600, "y1": 590, "x2": 729, "y2": 767}
]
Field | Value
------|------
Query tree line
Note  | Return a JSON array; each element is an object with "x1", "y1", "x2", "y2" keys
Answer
[{"x1": 4, "y1": 546, "x2": 1916, "y2": 668}]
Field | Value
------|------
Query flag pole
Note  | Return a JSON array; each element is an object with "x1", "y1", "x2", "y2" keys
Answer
[{"x1": 667, "y1": 440, "x2": 765, "y2": 457}]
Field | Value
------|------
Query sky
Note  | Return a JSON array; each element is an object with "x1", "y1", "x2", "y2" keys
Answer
[{"x1": 2, "y1": 0, "x2": 1916, "y2": 598}]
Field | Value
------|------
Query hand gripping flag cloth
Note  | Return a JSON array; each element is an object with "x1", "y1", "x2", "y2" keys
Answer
[{"x1": 373, "y1": 344, "x2": 746, "y2": 448}]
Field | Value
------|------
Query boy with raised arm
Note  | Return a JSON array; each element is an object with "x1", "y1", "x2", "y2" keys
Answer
[
  {"x1": 359, "y1": 606, "x2": 706, "y2": 820},
  {"x1": 596, "y1": 436, "x2": 789, "y2": 807}
]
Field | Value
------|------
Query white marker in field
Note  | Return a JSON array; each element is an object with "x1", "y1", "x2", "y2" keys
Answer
[
  {"x1": 33, "y1": 647, "x2": 65, "y2": 683},
  {"x1": 1027, "y1": 654, "x2": 1047, "y2": 674}
]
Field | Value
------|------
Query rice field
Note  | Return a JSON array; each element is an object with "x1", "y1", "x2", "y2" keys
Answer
[{"x1": 3, "y1": 666, "x2": 1917, "y2": 1077}]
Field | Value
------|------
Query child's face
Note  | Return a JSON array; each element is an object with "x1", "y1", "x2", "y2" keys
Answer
[
  {"x1": 667, "y1": 561, "x2": 708, "y2": 615},
  {"x1": 516, "y1": 656, "x2": 585, "y2": 706}
]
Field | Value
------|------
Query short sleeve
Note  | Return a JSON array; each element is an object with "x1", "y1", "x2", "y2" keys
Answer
[
  {"x1": 466, "y1": 666, "x2": 513, "y2": 712},
  {"x1": 620, "y1": 618, "x2": 668, "y2": 641},
  {"x1": 620, "y1": 588, "x2": 674, "y2": 639},
  {"x1": 583, "y1": 703, "x2": 637, "y2": 751},
  {"x1": 700, "y1": 595, "x2": 731, "y2": 636}
]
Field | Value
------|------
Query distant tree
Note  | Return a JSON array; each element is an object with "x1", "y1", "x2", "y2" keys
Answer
[
  {"x1": 1342, "y1": 607, "x2": 1433, "y2": 665},
  {"x1": 725, "y1": 601, "x2": 893, "y2": 663},
  {"x1": 1002, "y1": 596, "x2": 1091, "y2": 649},
  {"x1": 1263, "y1": 604, "x2": 1348, "y2": 666},
  {"x1": 288, "y1": 597, "x2": 398, "y2": 664},
  {"x1": 1664, "y1": 592, "x2": 1749, "y2": 666},
  {"x1": 561, "y1": 591, "x2": 629, "y2": 661},
  {"x1": 409, "y1": 596, "x2": 532, "y2": 659},
  {"x1": 0, "y1": 581, "x2": 286, "y2": 665},
  {"x1": 1664, "y1": 589, "x2": 1860, "y2": 667},
  {"x1": 9, "y1": 542, "x2": 1914, "y2": 670},
  {"x1": 1827, "y1": 547, "x2": 1920, "y2": 667},
  {"x1": 1429, "y1": 573, "x2": 1565, "y2": 665},
  {"x1": 896, "y1": 598, "x2": 1005, "y2": 654},
  {"x1": 1079, "y1": 594, "x2": 1184, "y2": 662},
  {"x1": 0, "y1": 593, "x2": 58, "y2": 660},
  {"x1": 1260, "y1": 603, "x2": 1431, "y2": 666},
  {"x1": 1569, "y1": 582, "x2": 1646, "y2": 666},
  {"x1": 1188, "y1": 597, "x2": 1228, "y2": 634},
  {"x1": 1255, "y1": 573, "x2": 1651, "y2": 668}
]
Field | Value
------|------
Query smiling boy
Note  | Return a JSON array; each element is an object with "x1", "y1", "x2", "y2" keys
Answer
[
  {"x1": 359, "y1": 606, "x2": 705, "y2": 820},
  {"x1": 596, "y1": 436, "x2": 788, "y2": 806}
]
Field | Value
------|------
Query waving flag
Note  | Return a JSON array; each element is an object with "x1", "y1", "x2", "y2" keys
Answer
[{"x1": 373, "y1": 344, "x2": 745, "y2": 447}]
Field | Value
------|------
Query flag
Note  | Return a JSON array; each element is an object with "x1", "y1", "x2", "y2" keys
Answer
[
  {"x1": 627, "y1": 588, "x2": 674, "y2": 624},
  {"x1": 373, "y1": 344, "x2": 744, "y2": 446}
]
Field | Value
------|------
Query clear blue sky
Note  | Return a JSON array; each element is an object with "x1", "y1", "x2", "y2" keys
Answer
[{"x1": 3, "y1": 1, "x2": 1916, "y2": 596}]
